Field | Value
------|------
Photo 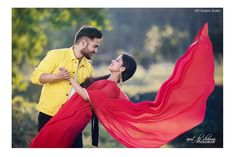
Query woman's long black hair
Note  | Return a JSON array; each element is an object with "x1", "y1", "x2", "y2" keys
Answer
[{"x1": 80, "y1": 74, "x2": 110, "y2": 88}]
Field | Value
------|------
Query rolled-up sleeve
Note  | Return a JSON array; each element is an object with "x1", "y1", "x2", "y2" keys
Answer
[{"x1": 31, "y1": 51, "x2": 58, "y2": 85}]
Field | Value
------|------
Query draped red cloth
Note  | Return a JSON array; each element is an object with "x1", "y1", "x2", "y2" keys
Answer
[{"x1": 30, "y1": 23, "x2": 214, "y2": 148}]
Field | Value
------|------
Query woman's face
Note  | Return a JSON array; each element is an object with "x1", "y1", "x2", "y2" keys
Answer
[{"x1": 108, "y1": 55, "x2": 124, "y2": 72}]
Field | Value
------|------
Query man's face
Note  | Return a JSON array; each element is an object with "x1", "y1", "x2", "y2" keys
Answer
[{"x1": 81, "y1": 38, "x2": 102, "y2": 59}]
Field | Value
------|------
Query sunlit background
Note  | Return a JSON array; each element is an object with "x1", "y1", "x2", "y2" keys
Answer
[{"x1": 12, "y1": 8, "x2": 223, "y2": 148}]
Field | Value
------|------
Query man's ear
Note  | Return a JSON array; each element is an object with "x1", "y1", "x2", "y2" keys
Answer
[
  {"x1": 80, "y1": 38, "x2": 88, "y2": 48},
  {"x1": 120, "y1": 67, "x2": 126, "y2": 72}
]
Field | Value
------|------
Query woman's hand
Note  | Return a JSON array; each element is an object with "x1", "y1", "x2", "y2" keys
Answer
[
  {"x1": 69, "y1": 78, "x2": 89, "y2": 102},
  {"x1": 69, "y1": 78, "x2": 74, "y2": 83}
]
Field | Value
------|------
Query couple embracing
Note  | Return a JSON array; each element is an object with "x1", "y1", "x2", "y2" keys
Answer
[{"x1": 30, "y1": 24, "x2": 215, "y2": 148}]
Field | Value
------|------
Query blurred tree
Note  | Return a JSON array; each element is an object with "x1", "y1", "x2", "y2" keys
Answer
[
  {"x1": 12, "y1": 96, "x2": 38, "y2": 147},
  {"x1": 144, "y1": 25, "x2": 162, "y2": 55},
  {"x1": 12, "y1": 8, "x2": 111, "y2": 95},
  {"x1": 145, "y1": 25, "x2": 188, "y2": 61},
  {"x1": 101, "y1": 8, "x2": 222, "y2": 67}
]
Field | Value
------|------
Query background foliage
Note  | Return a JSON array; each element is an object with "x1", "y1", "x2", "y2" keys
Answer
[{"x1": 12, "y1": 8, "x2": 223, "y2": 148}]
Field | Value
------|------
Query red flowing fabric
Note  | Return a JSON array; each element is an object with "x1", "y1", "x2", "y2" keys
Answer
[
  {"x1": 30, "y1": 93, "x2": 92, "y2": 147},
  {"x1": 30, "y1": 23, "x2": 214, "y2": 148}
]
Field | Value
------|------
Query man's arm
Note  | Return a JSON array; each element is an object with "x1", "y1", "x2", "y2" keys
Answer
[
  {"x1": 39, "y1": 67, "x2": 70, "y2": 84},
  {"x1": 31, "y1": 51, "x2": 68, "y2": 85}
]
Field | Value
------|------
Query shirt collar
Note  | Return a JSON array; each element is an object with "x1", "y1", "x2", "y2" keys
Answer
[
  {"x1": 69, "y1": 47, "x2": 77, "y2": 61},
  {"x1": 69, "y1": 47, "x2": 91, "y2": 67}
]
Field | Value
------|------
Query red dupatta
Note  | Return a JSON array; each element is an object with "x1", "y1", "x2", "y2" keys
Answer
[
  {"x1": 87, "y1": 23, "x2": 215, "y2": 148},
  {"x1": 30, "y1": 23, "x2": 214, "y2": 148}
]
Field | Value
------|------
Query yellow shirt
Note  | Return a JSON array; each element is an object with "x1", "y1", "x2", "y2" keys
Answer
[{"x1": 31, "y1": 47, "x2": 94, "y2": 116}]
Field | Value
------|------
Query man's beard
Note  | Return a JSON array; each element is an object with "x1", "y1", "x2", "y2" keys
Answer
[{"x1": 81, "y1": 47, "x2": 93, "y2": 60}]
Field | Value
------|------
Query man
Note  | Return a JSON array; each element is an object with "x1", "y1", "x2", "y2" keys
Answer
[{"x1": 31, "y1": 25, "x2": 102, "y2": 147}]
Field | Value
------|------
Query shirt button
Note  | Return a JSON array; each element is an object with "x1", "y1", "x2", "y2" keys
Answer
[
  {"x1": 75, "y1": 61, "x2": 77, "y2": 64},
  {"x1": 69, "y1": 83, "x2": 72, "y2": 85},
  {"x1": 73, "y1": 71, "x2": 75, "y2": 74},
  {"x1": 66, "y1": 94, "x2": 68, "y2": 96}
]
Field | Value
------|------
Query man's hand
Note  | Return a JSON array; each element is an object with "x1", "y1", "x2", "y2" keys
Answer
[
  {"x1": 55, "y1": 67, "x2": 70, "y2": 80},
  {"x1": 39, "y1": 67, "x2": 70, "y2": 84}
]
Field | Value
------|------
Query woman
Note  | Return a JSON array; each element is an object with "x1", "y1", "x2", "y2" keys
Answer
[
  {"x1": 30, "y1": 23, "x2": 214, "y2": 148},
  {"x1": 30, "y1": 53, "x2": 137, "y2": 148}
]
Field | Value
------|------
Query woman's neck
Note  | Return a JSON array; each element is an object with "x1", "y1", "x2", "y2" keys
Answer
[{"x1": 108, "y1": 72, "x2": 120, "y2": 83}]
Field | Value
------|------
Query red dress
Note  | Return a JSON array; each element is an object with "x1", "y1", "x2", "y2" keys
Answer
[{"x1": 30, "y1": 23, "x2": 215, "y2": 148}]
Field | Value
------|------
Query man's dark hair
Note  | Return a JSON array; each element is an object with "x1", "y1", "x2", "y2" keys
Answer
[{"x1": 74, "y1": 25, "x2": 102, "y2": 44}]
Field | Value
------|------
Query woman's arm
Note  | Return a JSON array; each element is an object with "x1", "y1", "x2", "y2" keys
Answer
[{"x1": 69, "y1": 78, "x2": 90, "y2": 102}]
